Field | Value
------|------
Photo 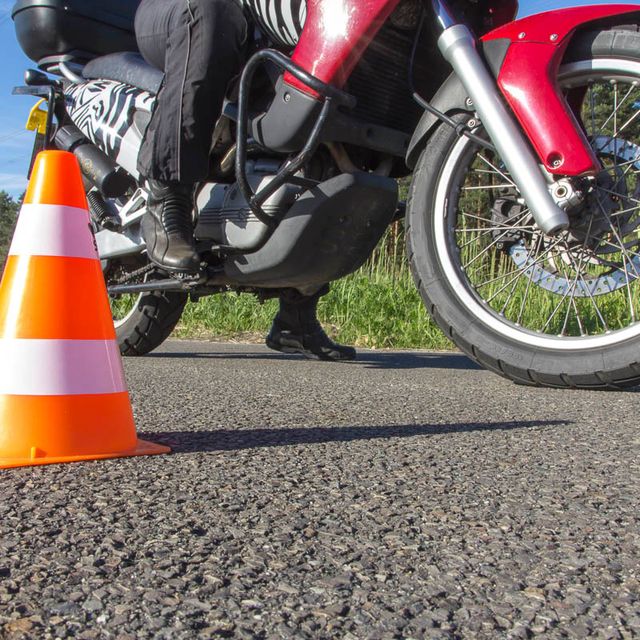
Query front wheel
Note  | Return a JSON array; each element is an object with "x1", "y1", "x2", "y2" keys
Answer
[{"x1": 407, "y1": 26, "x2": 640, "y2": 389}]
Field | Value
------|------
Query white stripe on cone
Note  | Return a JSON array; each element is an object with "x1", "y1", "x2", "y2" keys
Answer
[
  {"x1": 0, "y1": 339, "x2": 127, "y2": 395},
  {"x1": 9, "y1": 204, "x2": 97, "y2": 260}
]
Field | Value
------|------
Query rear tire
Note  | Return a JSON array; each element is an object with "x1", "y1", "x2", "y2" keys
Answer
[
  {"x1": 407, "y1": 27, "x2": 640, "y2": 389},
  {"x1": 114, "y1": 286, "x2": 188, "y2": 357},
  {"x1": 96, "y1": 227, "x2": 188, "y2": 357}
]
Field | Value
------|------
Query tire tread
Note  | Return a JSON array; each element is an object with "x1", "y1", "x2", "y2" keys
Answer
[
  {"x1": 406, "y1": 25, "x2": 640, "y2": 390},
  {"x1": 116, "y1": 290, "x2": 188, "y2": 357}
]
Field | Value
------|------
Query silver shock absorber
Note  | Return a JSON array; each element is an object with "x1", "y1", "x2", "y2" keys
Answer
[{"x1": 431, "y1": 0, "x2": 569, "y2": 235}]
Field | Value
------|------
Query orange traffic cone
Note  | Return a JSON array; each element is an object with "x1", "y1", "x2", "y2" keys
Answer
[{"x1": 0, "y1": 150, "x2": 170, "y2": 468}]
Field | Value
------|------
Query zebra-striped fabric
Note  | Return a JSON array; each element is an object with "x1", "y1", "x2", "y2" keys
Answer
[{"x1": 240, "y1": 0, "x2": 307, "y2": 47}]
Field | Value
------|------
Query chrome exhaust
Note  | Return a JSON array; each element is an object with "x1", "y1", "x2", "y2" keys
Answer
[{"x1": 431, "y1": 1, "x2": 569, "y2": 235}]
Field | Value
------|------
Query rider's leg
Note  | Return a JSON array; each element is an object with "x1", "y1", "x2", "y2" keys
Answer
[
  {"x1": 266, "y1": 286, "x2": 357, "y2": 361},
  {"x1": 135, "y1": 0, "x2": 247, "y2": 272}
]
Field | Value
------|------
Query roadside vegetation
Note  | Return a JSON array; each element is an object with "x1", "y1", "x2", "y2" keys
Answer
[
  {"x1": 176, "y1": 176, "x2": 454, "y2": 350},
  {"x1": 0, "y1": 185, "x2": 449, "y2": 350},
  {"x1": 0, "y1": 191, "x2": 20, "y2": 272},
  {"x1": 175, "y1": 221, "x2": 454, "y2": 350}
]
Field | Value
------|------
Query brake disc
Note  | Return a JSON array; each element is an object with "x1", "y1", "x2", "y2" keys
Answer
[{"x1": 507, "y1": 136, "x2": 640, "y2": 298}]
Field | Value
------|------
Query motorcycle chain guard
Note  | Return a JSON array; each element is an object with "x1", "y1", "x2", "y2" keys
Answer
[{"x1": 482, "y1": 4, "x2": 640, "y2": 176}]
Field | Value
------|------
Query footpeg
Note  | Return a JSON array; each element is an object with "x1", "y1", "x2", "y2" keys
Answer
[{"x1": 107, "y1": 274, "x2": 202, "y2": 296}]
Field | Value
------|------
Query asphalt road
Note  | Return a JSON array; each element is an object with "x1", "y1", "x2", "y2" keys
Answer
[{"x1": 1, "y1": 340, "x2": 639, "y2": 639}]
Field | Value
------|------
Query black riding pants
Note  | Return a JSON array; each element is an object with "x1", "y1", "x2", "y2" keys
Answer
[{"x1": 135, "y1": 0, "x2": 247, "y2": 184}]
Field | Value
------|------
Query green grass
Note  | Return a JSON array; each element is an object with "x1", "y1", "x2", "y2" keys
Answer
[
  {"x1": 174, "y1": 207, "x2": 640, "y2": 348},
  {"x1": 174, "y1": 224, "x2": 454, "y2": 350}
]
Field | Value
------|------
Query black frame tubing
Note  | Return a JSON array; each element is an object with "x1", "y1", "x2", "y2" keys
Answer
[{"x1": 235, "y1": 49, "x2": 356, "y2": 227}]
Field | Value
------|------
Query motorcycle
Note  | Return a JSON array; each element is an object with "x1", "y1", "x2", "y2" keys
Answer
[{"x1": 10, "y1": 0, "x2": 640, "y2": 389}]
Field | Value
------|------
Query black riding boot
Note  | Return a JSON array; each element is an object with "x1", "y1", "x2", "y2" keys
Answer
[
  {"x1": 266, "y1": 287, "x2": 356, "y2": 361},
  {"x1": 141, "y1": 180, "x2": 201, "y2": 274}
]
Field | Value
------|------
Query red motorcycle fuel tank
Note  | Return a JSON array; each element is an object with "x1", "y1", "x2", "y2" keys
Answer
[
  {"x1": 285, "y1": 0, "x2": 402, "y2": 94},
  {"x1": 284, "y1": 0, "x2": 519, "y2": 96}
]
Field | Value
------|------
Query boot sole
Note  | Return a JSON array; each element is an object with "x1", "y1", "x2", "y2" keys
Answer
[
  {"x1": 266, "y1": 338, "x2": 355, "y2": 362},
  {"x1": 146, "y1": 254, "x2": 203, "y2": 276}
]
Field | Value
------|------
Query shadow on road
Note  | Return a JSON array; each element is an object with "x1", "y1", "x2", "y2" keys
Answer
[
  {"x1": 353, "y1": 352, "x2": 480, "y2": 370},
  {"x1": 148, "y1": 349, "x2": 481, "y2": 371},
  {"x1": 145, "y1": 420, "x2": 571, "y2": 453}
]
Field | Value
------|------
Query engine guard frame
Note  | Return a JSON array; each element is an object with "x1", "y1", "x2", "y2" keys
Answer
[{"x1": 235, "y1": 48, "x2": 356, "y2": 246}]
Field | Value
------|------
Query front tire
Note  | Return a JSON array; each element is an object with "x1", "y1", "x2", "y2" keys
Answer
[{"x1": 407, "y1": 27, "x2": 640, "y2": 389}]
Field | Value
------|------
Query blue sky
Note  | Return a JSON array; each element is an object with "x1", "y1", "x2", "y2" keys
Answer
[{"x1": 0, "y1": 0, "x2": 631, "y2": 197}]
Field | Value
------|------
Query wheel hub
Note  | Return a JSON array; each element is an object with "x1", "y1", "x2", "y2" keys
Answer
[{"x1": 506, "y1": 135, "x2": 640, "y2": 298}]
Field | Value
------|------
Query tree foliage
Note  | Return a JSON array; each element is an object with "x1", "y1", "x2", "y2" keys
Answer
[{"x1": 0, "y1": 191, "x2": 22, "y2": 273}]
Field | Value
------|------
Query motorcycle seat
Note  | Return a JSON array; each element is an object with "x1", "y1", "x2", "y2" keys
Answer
[{"x1": 83, "y1": 52, "x2": 164, "y2": 94}]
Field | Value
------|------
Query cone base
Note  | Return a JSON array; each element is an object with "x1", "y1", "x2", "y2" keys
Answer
[{"x1": 0, "y1": 438, "x2": 170, "y2": 469}]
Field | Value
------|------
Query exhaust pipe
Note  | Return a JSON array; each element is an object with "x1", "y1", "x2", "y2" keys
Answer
[{"x1": 54, "y1": 125, "x2": 133, "y2": 198}]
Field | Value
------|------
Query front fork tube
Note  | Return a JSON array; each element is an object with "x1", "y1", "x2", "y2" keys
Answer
[{"x1": 433, "y1": 11, "x2": 570, "y2": 234}]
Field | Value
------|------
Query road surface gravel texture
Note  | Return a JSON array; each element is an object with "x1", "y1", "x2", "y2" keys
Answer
[{"x1": 0, "y1": 340, "x2": 638, "y2": 639}]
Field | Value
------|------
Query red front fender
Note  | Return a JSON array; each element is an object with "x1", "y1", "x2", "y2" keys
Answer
[{"x1": 482, "y1": 4, "x2": 640, "y2": 176}]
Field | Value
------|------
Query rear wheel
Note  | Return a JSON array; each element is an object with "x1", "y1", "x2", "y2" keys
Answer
[
  {"x1": 407, "y1": 27, "x2": 640, "y2": 388},
  {"x1": 89, "y1": 185, "x2": 189, "y2": 357},
  {"x1": 105, "y1": 257, "x2": 188, "y2": 356}
]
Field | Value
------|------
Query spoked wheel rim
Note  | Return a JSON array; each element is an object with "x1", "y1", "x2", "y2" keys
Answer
[
  {"x1": 111, "y1": 292, "x2": 143, "y2": 329},
  {"x1": 105, "y1": 260, "x2": 150, "y2": 329},
  {"x1": 435, "y1": 58, "x2": 640, "y2": 350}
]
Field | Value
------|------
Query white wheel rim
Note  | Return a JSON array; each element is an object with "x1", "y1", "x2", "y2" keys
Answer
[
  {"x1": 112, "y1": 293, "x2": 143, "y2": 329},
  {"x1": 433, "y1": 58, "x2": 640, "y2": 350}
]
